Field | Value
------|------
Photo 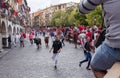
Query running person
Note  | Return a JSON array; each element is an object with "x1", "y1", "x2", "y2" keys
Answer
[
  {"x1": 29, "y1": 33, "x2": 34, "y2": 45},
  {"x1": 44, "y1": 31, "x2": 49, "y2": 47},
  {"x1": 60, "y1": 31, "x2": 65, "y2": 46},
  {"x1": 20, "y1": 34, "x2": 24, "y2": 47},
  {"x1": 49, "y1": 35, "x2": 62, "y2": 69},
  {"x1": 79, "y1": 37, "x2": 92, "y2": 70}
]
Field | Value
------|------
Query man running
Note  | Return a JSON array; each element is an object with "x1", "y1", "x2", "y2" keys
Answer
[
  {"x1": 49, "y1": 35, "x2": 62, "y2": 69},
  {"x1": 29, "y1": 33, "x2": 34, "y2": 45},
  {"x1": 20, "y1": 34, "x2": 24, "y2": 47},
  {"x1": 44, "y1": 31, "x2": 49, "y2": 47}
]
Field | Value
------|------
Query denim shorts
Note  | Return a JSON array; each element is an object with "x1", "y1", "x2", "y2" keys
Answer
[{"x1": 91, "y1": 42, "x2": 120, "y2": 71}]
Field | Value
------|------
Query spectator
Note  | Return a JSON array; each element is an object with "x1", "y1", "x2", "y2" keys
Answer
[{"x1": 79, "y1": 0, "x2": 120, "y2": 78}]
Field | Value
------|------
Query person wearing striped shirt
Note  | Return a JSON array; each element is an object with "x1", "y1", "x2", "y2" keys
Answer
[{"x1": 79, "y1": 0, "x2": 120, "y2": 78}]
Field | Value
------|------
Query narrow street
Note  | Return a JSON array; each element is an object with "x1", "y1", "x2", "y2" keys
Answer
[{"x1": 0, "y1": 37, "x2": 95, "y2": 78}]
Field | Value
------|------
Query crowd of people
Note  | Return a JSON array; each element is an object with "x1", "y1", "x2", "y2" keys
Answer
[
  {"x1": 35, "y1": 25, "x2": 101, "y2": 70},
  {"x1": 4, "y1": 0, "x2": 120, "y2": 77},
  {"x1": 7, "y1": 24, "x2": 101, "y2": 49},
  {"x1": 7, "y1": 33, "x2": 26, "y2": 48},
  {"x1": 6, "y1": 25, "x2": 102, "y2": 70}
]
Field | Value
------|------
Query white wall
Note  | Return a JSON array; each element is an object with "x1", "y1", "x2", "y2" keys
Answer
[{"x1": 8, "y1": 21, "x2": 13, "y2": 35}]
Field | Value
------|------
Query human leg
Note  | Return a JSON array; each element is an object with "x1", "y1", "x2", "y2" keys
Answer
[
  {"x1": 86, "y1": 57, "x2": 91, "y2": 70},
  {"x1": 91, "y1": 42, "x2": 120, "y2": 78},
  {"x1": 62, "y1": 39, "x2": 65, "y2": 46},
  {"x1": 79, "y1": 56, "x2": 88, "y2": 67},
  {"x1": 52, "y1": 53, "x2": 59, "y2": 69},
  {"x1": 86, "y1": 52, "x2": 92, "y2": 69}
]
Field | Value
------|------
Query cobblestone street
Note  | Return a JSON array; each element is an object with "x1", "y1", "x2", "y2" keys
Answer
[{"x1": 0, "y1": 37, "x2": 95, "y2": 78}]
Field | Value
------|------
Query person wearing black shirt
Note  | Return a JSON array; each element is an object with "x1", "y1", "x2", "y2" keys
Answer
[
  {"x1": 79, "y1": 37, "x2": 92, "y2": 70},
  {"x1": 8, "y1": 35, "x2": 11, "y2": 48},
  {"x1": 49, "y1": 35, "x2": 62, "y2": 69}
]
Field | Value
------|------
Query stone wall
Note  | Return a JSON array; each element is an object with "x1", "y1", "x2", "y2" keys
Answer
[{"x1": 0, "y1": 33, "x2": 2, "y2": 51}]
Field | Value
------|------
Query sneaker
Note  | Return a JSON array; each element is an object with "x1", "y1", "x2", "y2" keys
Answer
[
  {"x1": 79, "y1": 62, "x2": 82, "y2": 67},
  {"x1": 86, "y1": 67, "x2": 91, "y2": 70},
  {"x1": 54, "y1": 66, "x2": 57, "y2": 70}
]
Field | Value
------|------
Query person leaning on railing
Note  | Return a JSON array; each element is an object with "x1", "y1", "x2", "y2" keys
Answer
[{"x1": 79, "y1": 0, "x2": 120, "y2": 78}]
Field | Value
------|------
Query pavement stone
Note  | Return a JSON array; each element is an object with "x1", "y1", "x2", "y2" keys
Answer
[
  {"x1": 0, "y1": 49, "x2": 11, "y2": 58},
  {"x1": 0, "y1": 36, "x2": 95, "y2": 78}
]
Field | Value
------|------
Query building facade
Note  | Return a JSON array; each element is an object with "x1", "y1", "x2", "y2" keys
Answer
[
  {"x1": 0, "y1": 0, "x2": 30, "y2": 50},
  {"x1": 31, "y1": 2, "x2": 78, "y2": 28}
]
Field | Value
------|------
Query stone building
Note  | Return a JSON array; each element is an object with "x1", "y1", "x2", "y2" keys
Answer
[
  {"x1": 32, "y1": 2, "x2": 78, "y2": 28},
  {"x1": 0, "y1": 0, "x2": 30, "y2": 50}
]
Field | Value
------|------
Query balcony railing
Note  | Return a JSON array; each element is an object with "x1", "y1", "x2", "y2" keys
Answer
[{"x1": 0, "y1": 8, "x2": 30, "y2": 26}]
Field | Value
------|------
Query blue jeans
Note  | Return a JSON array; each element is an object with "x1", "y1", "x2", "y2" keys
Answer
[
  {"x1": 91, "y1": 42, "x2": 120, "y2": 71},
  {"x1": 80, "y1": 52, "x2": 92, "y2": 68}
]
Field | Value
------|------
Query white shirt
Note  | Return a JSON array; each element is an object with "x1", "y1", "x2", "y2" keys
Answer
[
  {"x1": 78, "y1": 33, "x2": 86, "y2": 43},
  {"x1": 45, "y1": 33, "x2": 49, "y2": 37}
]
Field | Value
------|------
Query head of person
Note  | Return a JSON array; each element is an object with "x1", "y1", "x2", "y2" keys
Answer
[
  {"x1": 86, "y1": 36, "x2": 90, "y2": 42},
  {"x1": 55, "y1": 35, "x2": 60, "y2": 41}
]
